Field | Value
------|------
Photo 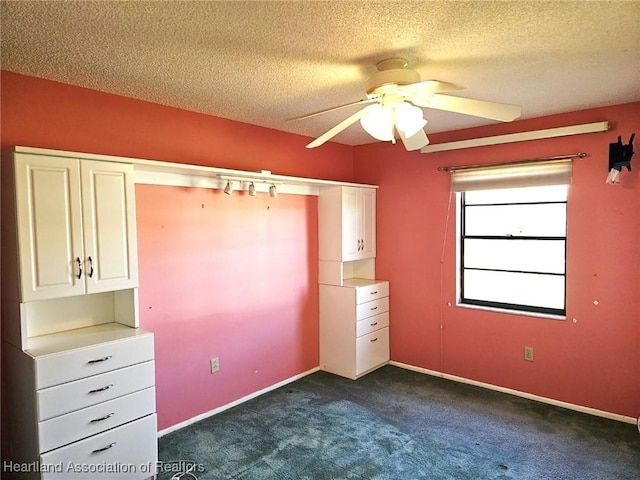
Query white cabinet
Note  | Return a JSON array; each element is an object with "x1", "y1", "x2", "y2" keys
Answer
[
  {"x1": 5, "y1": 325, "x2": 157, "y2": 480},
  {"x1": 319, "y1": 186, "x2": 376, "y2": 262},
  {"x1": 2, "y1": 147, "x2": 156, "y2": 480},
  {"x1": 13, "y1": 153, "x2": 138, "y2": 302},
  {"x1": 319, "y1": 279, "x2": 390, "y2": 379}
]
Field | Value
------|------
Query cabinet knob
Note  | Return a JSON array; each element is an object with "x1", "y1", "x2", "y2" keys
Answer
[
  {"x1": 88, "y1": 256, "x2": 94, "y2": 278},
  {"x1": 76, "y1": 257, "x2": 83, "y2": 279},
  {"x1": 370, "y1": 337, "x2": 378, "y2": 343},
  {"x1": 370, "y1": 306, "x2": 378, "y2": 311},
  {"x1": 370, "y1": 291, "x2": 378, "y2": 295},
  {"x1": 370, "y1": 322, "x2": 378, "y2": 326},
  {"x1": 90, "y1": 412, "x2": 115, "y2": 423},
  {"x1": 87, "y1": 355, "x2": 112, "y2": 364},
  {"x1": 89, "y1": 384, "x2": 114, "y2": 394},
  {"x1": 92, "y1": 442, "x2": 116, "y2": 454}
]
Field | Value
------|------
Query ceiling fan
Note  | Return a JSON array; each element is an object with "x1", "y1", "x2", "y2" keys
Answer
[{"x1": 295, "y1": 58, "x2": 521, "y2": 151}]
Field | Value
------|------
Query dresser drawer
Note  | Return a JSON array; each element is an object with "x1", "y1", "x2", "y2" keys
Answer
[
  {"x1": 356, "y1": 327, "x2": 389, "y2": 376},
  {"x1": 40, "y1": 414, "x2": 157, "y2": 480},
  {"x1": 39, "y1": 387, "x2": 156, "y2": 453},
  {"x1": 355, "y1": 282, "x2": 389, "y2": 304},
  {"x1": 356, "y1": 311, "x2": 389, "y2": 337},
  {"x1": 35, "y1": 333, "x2": 154, "y2": 389},
  {"x1": 356, "y1": 297, "x2": 389, "y2": 321},
  {"x1": 37, "y1": 361, "x2": 155, "y2": 421}
]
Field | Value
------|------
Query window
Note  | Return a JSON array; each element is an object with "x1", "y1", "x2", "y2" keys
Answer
[{"x1": 459, "y1": 185, "x2": 568, "y2": 316}]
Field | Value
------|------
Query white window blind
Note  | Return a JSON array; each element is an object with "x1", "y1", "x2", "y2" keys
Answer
[{"x1": 450, "y1": 159, "x2": 572, "y2": 192}]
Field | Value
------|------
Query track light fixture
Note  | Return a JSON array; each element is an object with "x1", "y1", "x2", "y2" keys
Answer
[{"x1": 219, "y1": 173, "x2": 282, "y2": 197}]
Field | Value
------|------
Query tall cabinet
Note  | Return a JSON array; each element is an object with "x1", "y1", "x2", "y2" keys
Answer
[
  {"x1": 318, "y1": 185, "x2": 389, "y2": 380},
  {"x1": 2, "y1": 149, "x2": 157, "y2": 479}
]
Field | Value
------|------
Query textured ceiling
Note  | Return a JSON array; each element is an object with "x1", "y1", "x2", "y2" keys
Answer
[{"x1": 2, "y1": 1, "x2": 639, "y2": 147}]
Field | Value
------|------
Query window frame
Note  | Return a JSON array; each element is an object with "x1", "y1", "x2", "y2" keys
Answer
[{"x1": 458, "y1": 188, "x2": 568, "y2": 317}]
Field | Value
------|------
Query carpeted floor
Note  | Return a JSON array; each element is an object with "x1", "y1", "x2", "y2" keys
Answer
[{"x1": 158, "y1": 365, "x2": 640, "y2": 480}]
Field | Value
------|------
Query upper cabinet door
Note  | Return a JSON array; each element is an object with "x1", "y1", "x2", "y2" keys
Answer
[
  {"x1": 15, "y1": 154, "x2": 85, "y2": 301},
  {"x1": 359, "y1": 188, "x2": 376, "y2": 259},
  {"x1": 341, "y1": 188, "x2": 360, "y2": 261},
  {"x1": 81, "y1": 160, "x2": 138, "y2": 294},
  {"x1": 319, "y1": 186, "x2": 377, "y2": 262},
  {"x1": 13, "y1": 154, "x2": 138, "y2": 302}
]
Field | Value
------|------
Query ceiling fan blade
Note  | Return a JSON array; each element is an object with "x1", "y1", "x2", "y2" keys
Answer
[
  {"x1": 306, "y1": 107, "x2": 370, "y2": 148},
  {"x1": 398, "y1": 127, "x2": 430, "y2": 151},
  {"x1": 428, "y1": 93, "x2": 521, "y2": 122},
  {"x1": 398, "y1": 80, "x2": 462, "y2": 95},
  {"x1": 288, "y1": 98, "x2": 378, "y2": 121}
]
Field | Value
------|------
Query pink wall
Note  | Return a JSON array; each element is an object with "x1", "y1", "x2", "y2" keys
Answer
[
  {"x1": 1, "y1": 71, "x2": 351, "y2": 429},
  {"x1": 354, "y1": 102, "x2": 640, "y2": 418},
  {"x1": 0, "y1": 71, "x2": 354, "y2": 181},
  {"x1": 135, "y1": 186, "x2": 319, "y2": 429}
]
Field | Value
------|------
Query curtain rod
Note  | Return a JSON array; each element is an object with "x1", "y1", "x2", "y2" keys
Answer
[{"x1": 437, "y1": 152, "x2": 587, "y2": 173}]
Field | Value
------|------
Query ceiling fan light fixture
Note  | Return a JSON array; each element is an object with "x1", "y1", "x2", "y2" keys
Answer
[
  {"x1": 360, "y1": 104, "x2": 394, "y2": 142},
  {"x1": 394, "y1": 102, "x2": 427, "y2": 138}
]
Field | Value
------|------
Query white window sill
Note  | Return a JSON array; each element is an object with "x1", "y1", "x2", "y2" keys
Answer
[{"x1": 456, "y1": 302, "x2": 566, "y2": 321}]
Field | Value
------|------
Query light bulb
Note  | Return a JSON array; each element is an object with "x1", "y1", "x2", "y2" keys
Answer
[
  {"x1": 248, "y1": 182, "x2": 256, "y2": 196},
  {"x1": 360, "y1": 104, "x2": 394, "y2": 141},
  {"x1": 224, "y1": 181, "x2": 233, "y2": 195},
  {"x1": 394, "y1": 102, "x2": 427, "y2": 138}
]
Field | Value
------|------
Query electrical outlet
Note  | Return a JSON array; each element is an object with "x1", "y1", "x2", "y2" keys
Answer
[
  {"x1": 210, "y1": 357, "x2": 220, "y2": 373},
  {"x1": 524, "y1": 346, "x2": 534, "y2": 362}
]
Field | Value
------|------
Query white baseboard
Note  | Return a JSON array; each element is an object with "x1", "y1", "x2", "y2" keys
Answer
[
  {"x1": 390, "y1": 361, "x2": 636, "y2": 425},
  {"x1": 157, "y1": 366, "x2": 321, "y2": 437}
]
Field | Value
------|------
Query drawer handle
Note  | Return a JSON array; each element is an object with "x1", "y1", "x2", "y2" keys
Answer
[
  {"x1": 90, "y1": 413, "x2": 115, "y2": 423},
  {"x1": 92, "y1": 442, "x2": 116, "y2": 454},
  {"x1": 89, "y1": 384, "x2": 113, "y2": 394},
  {"x1": 88, "y1": 256, "x2": 94, "y2": 278},
  {"x1": 370, "y1": 291, "x2": 378, "y2": 295},
  {"x1": 370, "y1": 322, "x2": 378, "y2": 326},
  {"x1": 370, "y1": 337, "x2": 378, "y2": 343},
  {"x1": 87, "y1": 355, "x2": 113, "y2": 364},
  {"x1": 370, "y1": 306, "x2": 378, "y2": 310},
  {"x1": 76, "y1": 257, "x2": 83, "y2": 279}
]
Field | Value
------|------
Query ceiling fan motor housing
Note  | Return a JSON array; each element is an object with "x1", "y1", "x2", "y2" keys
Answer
[{"x1": 366, "y1": 68, "x2": 420, "y2": 95}]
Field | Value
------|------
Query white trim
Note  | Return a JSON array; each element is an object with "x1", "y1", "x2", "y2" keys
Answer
[
  {"x1": 389, "y1": 361, "x2": 637, "y2": 425},
  {"x1": 157, "y1": 366, "x2": 320, "y2": 437},
  {"x1": 13, "y1": 146, "x2": 378, "y2": 193},
  {"x1": 421, "y1": 121, "x2": 609, "y2": 153},
  {"x1": 456, "y1": 302, "x2": 566, "y2": 321},
  {"x1": 134, "y1": 169, "x2": 321, "y2": 196}
]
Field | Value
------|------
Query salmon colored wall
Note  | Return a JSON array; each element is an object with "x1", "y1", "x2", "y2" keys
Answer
[
  {"x1": 0, "y1": 71, "x2": 354, "y2": 181},
  {"x1": 1, "y1": 71, "x2": 351, "y2": 429},
  {"x1": 354, "y1": 102, "x2": 640, "y2": 418},
  {"x1": 135, "y1": 186, "x2": 319, "y2": 429}
]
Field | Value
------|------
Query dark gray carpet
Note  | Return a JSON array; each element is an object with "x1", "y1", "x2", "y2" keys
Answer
[{"x1": 158, "y1": 365, "x2": 640, "y2": 480}]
